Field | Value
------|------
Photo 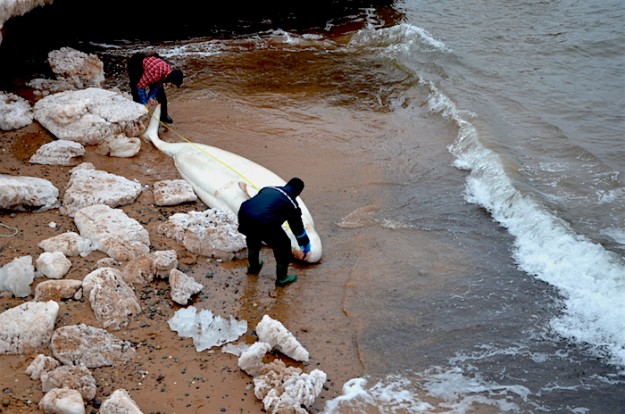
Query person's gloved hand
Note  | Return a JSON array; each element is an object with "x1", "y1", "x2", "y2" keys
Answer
[{"x1": 301, "y1": 242, "x2": 311, "y2": 256}]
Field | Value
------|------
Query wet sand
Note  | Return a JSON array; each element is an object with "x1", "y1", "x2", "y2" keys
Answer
[{"x1": 0, "y1": 92, "x2": 384, "y2": 413}]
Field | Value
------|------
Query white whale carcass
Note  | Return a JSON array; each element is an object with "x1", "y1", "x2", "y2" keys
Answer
[{"x1": 142, "y1": 105, "x2": 322, "y2": 263}]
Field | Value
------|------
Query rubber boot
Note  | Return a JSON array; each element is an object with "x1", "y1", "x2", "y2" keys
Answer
[
  {"x1": 276, "y1": 262, "x2": 297, "y2": 286},
  {"x1": 246, "y1": 249, "x2": 263, "y2": 274}
]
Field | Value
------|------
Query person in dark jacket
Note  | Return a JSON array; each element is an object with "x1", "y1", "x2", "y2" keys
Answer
[
  {"x1": 238, "y1": 177, "x2": 312, "y2": 287},
  {"x1": 127, "y1": 53, "x2": 183, "y2": 123}
]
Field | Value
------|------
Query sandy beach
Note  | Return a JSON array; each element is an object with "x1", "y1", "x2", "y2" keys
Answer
[{"x1": 0, "y1": 92, "x2": 378, "y2": 413}]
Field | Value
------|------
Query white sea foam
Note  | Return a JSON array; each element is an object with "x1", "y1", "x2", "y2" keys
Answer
[{"x1": 422, "y1": 78, "x2": 625, "y2": 368}]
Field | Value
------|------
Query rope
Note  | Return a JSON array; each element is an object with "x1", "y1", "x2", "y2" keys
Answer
[
  {"x1": 148, "y1": 109, "x2": 260, "y2": 192},
  {"x1": 0, "y1": 222, "x2": 18, "y2": 237}
]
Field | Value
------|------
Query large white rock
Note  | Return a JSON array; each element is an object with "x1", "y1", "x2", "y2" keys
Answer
[
  {"x1": 238, "y1": 341, "x2": 272, "y2": 377},
  {"x1": 0, "y1": 174, "x2": 59, "y2": 212},
  {"x1": 34, "y1": 279, "x2": 83, "y2": 302},
  {"x1": 39, "y1": 387, "x2": 85, "y2": 414},
  {"x1": 25, "y1": 354, "x2": 62, "y2": 380},
  {"x1": 169, "y1": 268, "x2": 203, "y2": 305},
  {"x1": 38, "y1": 231, "x2": 94, "y2": 257},
  {"x1": 95, "y1": 134, "x2": 141, "y2": 158},
  {"x1": 157, "y1": 209, "x2": 246, "y2": 260},
  {"x1": 48, "y1": 47, "x2": 104, "y2": 89},
  {"x1": 74, "y1": 204, "x2": 150, "y2": 262},
  {"x1": 41, "y1": 364, "x2": 97, "y2": 401},
  {"x1": 36, "y1": 251, "x2": 72, "y2": 279},
  {"x1": 82, "y1": 267, "x2": 141, "y2": 331},
  {"x1": 0, "y1": 255, "x2": 35, "y2": 297},
  {"x1": 254, "y1": 361, "x2": 326, "y2": 414},
  {"x1": 153, "y1": 179, "x2": 198, "y2": 206},
  {"x1": 255, "y1": 315, "x2": 309, "y2": 362},
  {"x1": 0, "y1": 91, "x2": 33, "y2": 130},
  {"x1": 0, "y1": 301, "x2": 59, "y2": 354},
  {"x1": 33, "y1": 88, "x2": 148, "y2": 145},
  {"x1": 29, "y1": 140, "x2": 85, "y2": 166},
  {"x1": 100, "y1": 389, "x2": 143, "y2": 414},
  {"x1": 0, "y1": 0, "x2": 53, "y2": 29},
  {"x1": 50, "y1": 324, "x2": 136, "y2": 368},
  {"x1": 60, "y1": 163, "x2": 142, "y2": 217}
]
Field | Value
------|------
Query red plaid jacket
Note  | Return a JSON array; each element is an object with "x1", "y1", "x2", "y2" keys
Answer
[{"x1": 137, "y1": 56, "x2": 172, "y2": 88}]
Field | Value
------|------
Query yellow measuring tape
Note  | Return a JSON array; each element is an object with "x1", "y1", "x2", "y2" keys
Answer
[{"x1": 148, "y1": 109, "x2": 261, "y2": 193}]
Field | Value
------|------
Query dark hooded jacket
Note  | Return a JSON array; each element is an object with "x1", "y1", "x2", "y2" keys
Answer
[{"x1": 238, "y1": 180, "x2": 309, "y2": 246}]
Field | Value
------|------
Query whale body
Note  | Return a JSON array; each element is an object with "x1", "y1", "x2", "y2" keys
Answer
[{"x1": 142, "y1": 105, "x2": 322, "y2": 263}]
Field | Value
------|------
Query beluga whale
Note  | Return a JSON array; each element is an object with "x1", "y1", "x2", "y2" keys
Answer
[{"x1": 142, "y1": 105, "x2": 322, "y2": 263}]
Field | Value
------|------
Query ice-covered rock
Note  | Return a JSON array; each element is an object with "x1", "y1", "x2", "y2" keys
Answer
[
  {"x1": 38, "y1": 231, "x2": 94, "y2": 257},
  {"x1": 29, "y1": 140, "x2": 85, "y2": 166},
  {"x1": 0, "y1": 255, "x2": 35, "y2": 297},
  {"x1": 48, "y1": 47, "x2": 104, "y2": 89},
  {"x1": 158, "y1": 209, "x2": 245, "y2": 260},
  {"x1": 25, "y1": 354, "x2": 62, "y2": 380},
  {"x1": 238, "y1": 342, "x2": 272, "y2": 377},
  {"x1": 60, "y1": 163, "x2": 142, "y2": 217},
  {"x1": 0, "y1": 91, "x2": 33, "y2": 130},
  {"x1": 121, "y1": 250, "x2": 177, "y2": 286},
  {"x1": 254, "y1": 361, "x2": 327, "y2": 414},
  {"x1": 82, "y1": 267, "x2": 141, "y2": 331},
  {"x1": 95, "y1": 134, "x2": 141, "y2": 158},
  {"x1": 36, "y1": 251, "x2": 72, "y2": 279},
  {"x1": 74, "y1": 204, "x2": 150, "y2": 262},
  {"x1": 169, "y1": 268, "x2": 203, "y2": 305},
  {"x1": 153, "y1": 179, "x2": 198, "y2": 206},
  {"x1": 256, "y1": 315, "x2": 309, "y2": 362},
  {"x1": 41, "y1": 364, "x2": 97, "y2": 401},
  {"x1": 34, "y1": 279, "x2": 83, "y2": 302},
  {"x1": 168, "y1": 306, "x2": 247, "y2": 352},
  {"x1": 50, "y1": 324, "x2": 136, "y2": 368},
  {"x1": 0, "y1": 174, "x2": 59, "y2": 212},
  {"x1": 0, "y1": 301, "x2": 59, "y2": 354},
  {"x1": 39, "y1": 387, "x2": 85, "y2": 414},
  {"x1": 100, "y1": 389, "x2": 143, "y2": 414},
  {"x1": 33, "y1": 87, "x2": 148, "y2": 145}
]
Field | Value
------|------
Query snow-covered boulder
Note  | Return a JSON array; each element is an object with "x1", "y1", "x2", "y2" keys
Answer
[
  {"x1": 0, "y1": 301, "x2": 59, "y2": 354},
  {"x1": 74, "y1": 204, "x2": 150, "y2": 262},
  {"x1": 33, "y1": 88, "x2": 148, "y2": 145},
  {"x1": 29, "y1": 140, "x2": 85, "y2": 166},
  {"x1": 60, "y1": 163, "x2": 142, "y2": 217},
  {"x1": 0, "y1": 91, "x2": 33, "y2": 130},
  {"x1": 0, "y1": 174, "x2": 59, "y2": 212}
]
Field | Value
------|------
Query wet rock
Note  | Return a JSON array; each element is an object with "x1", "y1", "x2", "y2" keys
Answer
[
  {"x1": 0, "y1": 174, "x2": 59, "y2": 212},
  {"x1": 34, "y1": 279, "x2": 83, "y2": 302},
  {"x1": 33, "y1": 87, "x2": 148, "y2": 145},
  {"x1": 74, "y1": 204, "x2": 150, "y2": 262},
  {"x1": 0, "y1": 301, "x2": 59, "y2": 354},
  {"x1": 153, "y1": 179, "x2": 198, "y2": 206},
  {"x1": 60, "y1": 163, "x2": 142, "y2": 217},
  {"x1": 0, "y1": 91, "x2": 33, "y2": 131},
  {"x1": 82, "y1": 267, "x2": 141, "y2": 331},
  {"x1": 50, "y1": 324, "x2": 136, "y2": 368},
  {"x1": 29, "y1": 140, "x2": 85, "y2": 166}
]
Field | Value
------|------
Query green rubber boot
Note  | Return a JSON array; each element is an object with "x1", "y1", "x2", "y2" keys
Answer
[
  {"x1": 276, "y1": 263, "x2": 297, "y2": 286},
  {"x1": 246, "y1": 249, "x2": 263, "y2": 274}
]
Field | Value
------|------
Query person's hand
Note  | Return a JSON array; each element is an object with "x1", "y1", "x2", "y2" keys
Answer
[{"x1": 301, "y1": 243, "x2": 311, "y2": 256}]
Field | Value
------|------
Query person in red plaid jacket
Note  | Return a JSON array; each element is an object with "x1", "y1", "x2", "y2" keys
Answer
[{"x1": 128, "y1": 53, "x2": 183, "y2": 123}]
